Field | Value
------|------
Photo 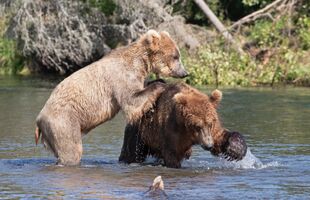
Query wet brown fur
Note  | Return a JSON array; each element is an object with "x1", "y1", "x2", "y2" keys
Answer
[
  {"x1": 119, "y1": 83, "x2": 224, "y2": 168},
  {"x1": 35, "y1": 30, "x2": 187, "y2": 166}
]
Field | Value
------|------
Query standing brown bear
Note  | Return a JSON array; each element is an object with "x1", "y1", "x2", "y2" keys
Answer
[
  {"x1": 35, "y1": 30, "x2": 188, "y2": 166},
  {"x1": 119, "y1": 82, "x2": 247, "y2": 168}
]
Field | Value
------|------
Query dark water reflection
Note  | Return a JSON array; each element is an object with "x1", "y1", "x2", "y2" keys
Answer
[{"x1": 0, "y1": 76, "x2": 309, "y2": 199}]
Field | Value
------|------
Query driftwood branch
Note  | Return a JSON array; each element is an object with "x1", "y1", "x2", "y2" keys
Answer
[
  {"x1": 230, "y1": 0, "x2": 297, "y2": 30},
  {"x1": 193, "y1": 0, "x2": 245, "y2": 55}
]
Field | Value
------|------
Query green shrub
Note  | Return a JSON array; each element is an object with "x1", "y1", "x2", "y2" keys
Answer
[
  {"x1": 81, "y1": 0, "x2": 117, "y2": 16},
  {"x1": 297, "y1": 15, "x2": 310, "y2": 50},
  {"x1": 182, "y1": 17, "x2": 310, "y2": 87},
  {"x1": 0, "y1": 17, "x2": 25, "y2": 75},
  {"x1": 183, "y1": 44, "x2": 256, "y2": 86},
  {"x1": 0, "y1": 38, "x2": 25, "y2": 74}
]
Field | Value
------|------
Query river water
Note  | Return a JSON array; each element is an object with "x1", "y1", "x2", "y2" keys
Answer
[{"x1": 0, "y1": 76, "x2": 309, "y2": 199}]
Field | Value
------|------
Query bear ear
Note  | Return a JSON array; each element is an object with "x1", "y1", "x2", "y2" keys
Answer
[
  {"x1": 159, "y1": 31, "x2": 171, "y2": 38},
  {"x1": 142, "y1": 29, "x2": 161, "y2": 52},
  {"x1": 210, "y1": 89, "x2": 222, "y2": 108},
  {"x1": 174, "y1": 93, "x2": 188, "y2": 107}
]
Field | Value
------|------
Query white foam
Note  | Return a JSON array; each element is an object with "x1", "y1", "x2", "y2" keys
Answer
[{"x1": 217, "y1": 148, "x2": 280, "y2": 169}]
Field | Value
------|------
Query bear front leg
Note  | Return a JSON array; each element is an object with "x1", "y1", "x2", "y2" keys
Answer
[
  {"x1": 124, "y1": 82, "x2": 166, "y2": 123},
  {"x1": 119, "y1": 124, "x2": 138, "y2": 163},
  {"x1": 144, "y1": 78, "x2": 167, "y2": 87},
  {"x1": 162, "y1": 149, "x2": 182, "y2": 168},
  {"x1": 184, "y1": 148, "x2": 192, "y2": 160},
  {"x1": 119, "y1": 123, "x2": 148, "y2": 164}
]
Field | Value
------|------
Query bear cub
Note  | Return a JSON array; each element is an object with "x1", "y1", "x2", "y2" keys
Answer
[{"x1": 36, "y1": 30, "x2": 187, "y2": 166}]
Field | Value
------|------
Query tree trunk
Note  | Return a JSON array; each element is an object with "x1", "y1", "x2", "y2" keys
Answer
[{"x1": 193, "y1": 0, "x2": 245, "y2": 55}]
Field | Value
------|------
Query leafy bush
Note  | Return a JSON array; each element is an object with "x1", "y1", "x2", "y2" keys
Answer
[
  {"x1": 183, "y1": 44, "x2": 255, "y2": 86},
  {"x1": 0, "y1": 38, "x2": 25, "y2": 74},
  {"x1": 297, "y1": 15, "x2": 310, "y2": 50},
  {"x1": 81, "y1": 0, "x2": 117, "y2": 16},
  {"x1": 172, "y1": 0, "x2": 274, "y2": 25},
  {"x1": 172, "y1": 0, "x2": 223, "y2": 26},
  {"x1": 248, "y1": 14, "x2": 310, "y2": 84},
  {"x1": 182, "y1": 14, "x2": 310, "y2": 87},
  {"x1": 0, "y1": 17, "x2": 25, "y2": 75}
]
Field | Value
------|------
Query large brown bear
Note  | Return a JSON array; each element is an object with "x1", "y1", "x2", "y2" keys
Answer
[
  {"x1": 119, "y1": 82, "x2": 247, "y2": 168},
  {"x1": 35, "y1": 30, "x2": 188, "y2": 166}
]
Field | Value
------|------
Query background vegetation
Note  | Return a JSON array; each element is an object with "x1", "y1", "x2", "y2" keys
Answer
[
  {"x1": 0, "y1": 0, "x2": 309, "y2": 86},
  {"x1": 0, "y1": 14, "x2": 25, "y2": 75},
  {"x1": 183, "y1": 15, "x2": 310, "y2": 86}
]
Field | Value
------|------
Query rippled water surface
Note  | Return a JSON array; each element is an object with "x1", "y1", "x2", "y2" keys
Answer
[{"x1": 0, "y1": 76, "x2": 309, "y2": 199}]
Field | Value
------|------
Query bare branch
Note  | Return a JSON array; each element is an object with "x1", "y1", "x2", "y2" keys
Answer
[
  {"x1": 229, "y1": 0, "x2": 297, "y2": 30},
  {"x1": 193, "y1": 0, "x2": 245, "y2": 55}
]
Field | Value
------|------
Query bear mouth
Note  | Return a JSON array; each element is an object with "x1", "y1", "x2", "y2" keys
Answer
[{"x1": 201, "y1": 144, "x2": 213, "y2": 151}]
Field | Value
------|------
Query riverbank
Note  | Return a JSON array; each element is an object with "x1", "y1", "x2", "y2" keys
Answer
[
  {"x1": 182, "y1": 44, "x2": 310, "y2": 87},
  {"x1": 0, "y1": 0, "x2": 309, "y2": 87}
]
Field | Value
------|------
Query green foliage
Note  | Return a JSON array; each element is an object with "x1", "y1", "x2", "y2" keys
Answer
[
  {"x1": 244, "y1": 14, "x2": 310, "y2": 85},
  {"x1": 172, "y1": 0, "x2": 223, "y2": 26},
  {"x1": 183, "y1": 13, "x2": 310, "y2": 87},
  {"x1": 171, "y1": 0, "x2": 274, "y2": 24},
  {"x1": 297, "y1": 15, "x2": 310, "y2": 50},
  {"x1": 242, "y1": 0, "x2": 260, "y2": 6},
  {"x1": 270, "y1": 47, "x2": 310, "y2": 85},
  {"x1": 183, "y1": 44, "x2": 255, "y2": 86},
  {"x1": 0, "y1": 18, "x2": 25, "y2": 75},
  {"x1": 248, "y1": 17, "x2": 291, "y2": 47},
  {"x1": 241, "y1": 0, "x2": 274, "y2": 7},
  {"x1": 81, "y1": 0, "x2": 117, "y2": 16},
  {"x1": 0, "y1": 38, "x2": 25, "y2": 74}
]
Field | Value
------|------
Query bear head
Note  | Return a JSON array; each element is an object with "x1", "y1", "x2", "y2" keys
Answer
[
  {"x1": 175, "y1": 88, "x2": 247, "y2": 161},
  {"x1": 174, "y1": 88, "x2": 223, "y2": 151},
  {"x1": 139, "y1": 30, "x2": 188, "y2": 78}
]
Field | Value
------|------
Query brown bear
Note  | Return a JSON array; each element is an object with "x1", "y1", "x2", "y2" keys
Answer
[
  {"x1": 119, "y1": 82, "x2": 247, "y2": 168},
  {"x1": 35, "y1": 30, "x2": 188, "y2": 166}
]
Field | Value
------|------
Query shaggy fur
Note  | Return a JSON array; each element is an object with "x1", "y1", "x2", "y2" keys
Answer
[
  {"x1": 35, "y1": 30, "x2": 188, "y2": 166},
  {"x1": 119, "y1": 82, "x2": 247, "y2": 168}
]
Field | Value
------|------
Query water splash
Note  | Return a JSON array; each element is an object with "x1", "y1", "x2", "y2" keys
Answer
[{"x1": 218, "y1": 148, "x2": 280, "y2": 169}]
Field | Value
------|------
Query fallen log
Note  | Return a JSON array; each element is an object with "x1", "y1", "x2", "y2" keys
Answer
[{"x1": 193, "y1": 0, "x2": 245, "y2": 55}]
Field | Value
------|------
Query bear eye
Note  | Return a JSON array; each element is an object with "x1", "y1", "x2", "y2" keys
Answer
[{"x1": 173, "y1": 55, "x2": 179, "y2": 60}]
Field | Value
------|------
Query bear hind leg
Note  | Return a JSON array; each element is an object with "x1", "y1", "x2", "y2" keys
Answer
[
  {"x1": 54, "y1": 122, "x2": 83, "y2": 166},
  {"x1": 38, "y1": 115, "x2": 83, "y2": 166}
]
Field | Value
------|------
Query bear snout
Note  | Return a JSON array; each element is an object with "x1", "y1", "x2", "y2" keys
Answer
[
  {"x1": 199, "y1": 128, "x2": 214, "y2": 151},
  {"x1": 171, "y1": 63, "x2": 189, "y2": 78}
]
